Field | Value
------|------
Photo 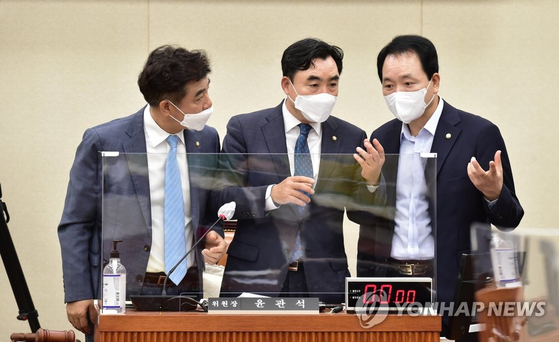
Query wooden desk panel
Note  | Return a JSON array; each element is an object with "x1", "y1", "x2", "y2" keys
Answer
[{"x1": 98, "y1": 311, "x2": 441, "y2": 342}]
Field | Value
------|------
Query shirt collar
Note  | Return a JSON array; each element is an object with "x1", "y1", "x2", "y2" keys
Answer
[
  {"x1": 400, "y1": 97, "x2": 445, "y2": 141},
  {"x1": 281, "y1": 99, "x2": 322, "y2": 135},
  {"x1": 143, "y1": 105, "x2": 185, "y2": 148}
]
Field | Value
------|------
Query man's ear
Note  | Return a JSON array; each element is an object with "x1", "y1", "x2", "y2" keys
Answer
[
  {"x1": 431, "y1": 73, "x2": 441, "y2": 94},
  {"x1": 281, "y1": 76, "x2": 291, "y2": 96},
  {"x1": 159, "y1": 99, "x2": 171, "y2": 116}
]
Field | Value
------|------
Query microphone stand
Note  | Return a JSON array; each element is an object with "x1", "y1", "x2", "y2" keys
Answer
[
  {"x1": 162, "y1": 215, "x2": 225, "y2": 295},
  {"x1": 0, "y1": 184, "x2": 41, "y2": 332}
]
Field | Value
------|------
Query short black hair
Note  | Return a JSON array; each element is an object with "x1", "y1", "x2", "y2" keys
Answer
[
  {"x1": 138, "y1": 45, "x2": 211, "y2": 107},
  {"x1": 281, "y1": 38, "x2": 344, "y2": 81},
  {"x1": 377, "y1": 35, "x2": 439, "y2": 82}
]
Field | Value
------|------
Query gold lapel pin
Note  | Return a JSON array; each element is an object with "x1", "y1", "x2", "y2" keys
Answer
[
  {"x1": 195, "y1": 141, "x2": 200, "y2": 147},
  {"x1": 332, "y1": 136, "x2": 337, "y2": 141},
  {"x1": 445, "y1": 133, "x2": 452, "y2": 140}
]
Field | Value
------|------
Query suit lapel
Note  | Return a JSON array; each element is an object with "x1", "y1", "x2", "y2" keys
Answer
[
  {"x1": 315, "y1": 118, "x2": 340, "y2": 192},
  {"x1": 431, "y1": 102, "x2": 462, "y2": 175},
  {"x1": 260, "y1": 105, "x2": 290, "y2": 180},
  {"x1": 122, "y1": 110, "x2": 151, "y2": 230},
  {"x1": 375, "y1": 120, "x2": 402, "y2": 187},
  {"x1": 378, "y1": 120, "x2": 402, "y2": 154},
  {"x1": 184, "y1": 129, "x2": 201, "y2": 234}
]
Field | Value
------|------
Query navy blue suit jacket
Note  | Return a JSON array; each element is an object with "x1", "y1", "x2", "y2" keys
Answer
[
  {"x1": 215, "y1": 102, "x2": 376, "y2": 303},
  {"x1": 58, "y1": 107, "x2": 220, "y2": 302},
  {"x1": 357, "y1": 101, "x2": 524, "y2": 307}
]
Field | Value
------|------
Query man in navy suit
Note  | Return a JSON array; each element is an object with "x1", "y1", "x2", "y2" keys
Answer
[
  {"x1": 58, "y1": 45, "x2": 226, "y2": 340},
  {"x1": 356, "y1": 35, "x2": 524, "y2": 339},
  {"x1": 215, "y1": 38, "x2": 384, "y2": 304}
]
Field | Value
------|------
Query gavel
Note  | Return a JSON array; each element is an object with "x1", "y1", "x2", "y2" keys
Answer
[{"x1": 10, "y1": 328, "x2": 79, "y2": 342}]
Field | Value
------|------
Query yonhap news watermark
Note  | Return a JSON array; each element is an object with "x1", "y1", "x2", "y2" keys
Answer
[
  {"x1": 355, "y1": 295, "x2": 546, "y2": 329},
  {"x1": 392, "y1": 301, "x2": 546, "y2": 317}
]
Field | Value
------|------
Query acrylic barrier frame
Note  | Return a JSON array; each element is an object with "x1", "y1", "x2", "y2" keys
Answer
[{"x1": 100, "y1": 152, "x2": 437, "y2": 311}]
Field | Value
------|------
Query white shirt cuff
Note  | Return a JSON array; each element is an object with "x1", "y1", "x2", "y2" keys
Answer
[
  {"x1": 485, "y1": 197, "x2": 498, "y2": 209},
  {"x1": 265, "y1": 185, "x2": 281, "y2": 211},
  {"x1": 366, "y1": 184, "x2": 379, "y2": 193}
]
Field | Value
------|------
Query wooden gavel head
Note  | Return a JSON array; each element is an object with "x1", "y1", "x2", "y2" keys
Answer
[{"x1": 10, "y1": 328, "x2": 78, "y2": 342}]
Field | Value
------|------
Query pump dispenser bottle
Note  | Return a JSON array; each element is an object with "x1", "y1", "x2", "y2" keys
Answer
[
  {"x1": 102, "y1": 240, "x2": 126, "y2": 313},
  {"x1": 490, "y1": 233, "x2": 521, "y2": 288}
]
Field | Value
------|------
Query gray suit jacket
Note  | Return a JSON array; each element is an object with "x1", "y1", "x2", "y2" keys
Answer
[{"x1": 58, "y1": 107, "x2": 220, "y2": 302}]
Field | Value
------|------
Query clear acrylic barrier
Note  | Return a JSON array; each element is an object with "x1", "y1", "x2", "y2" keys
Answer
[
  {"x1": 101, "y1": 152, "x2": 437, "y2": 311},
  {"x1": 471, "y1": 225, "x2": 559, "y2": 341}
]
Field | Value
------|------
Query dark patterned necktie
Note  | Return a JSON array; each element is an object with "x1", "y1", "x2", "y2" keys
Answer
[{"x1": 291, "y1": 123, "x2": 313, "y2": 262}]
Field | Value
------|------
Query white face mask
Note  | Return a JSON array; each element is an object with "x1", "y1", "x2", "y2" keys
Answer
[
  {"x1": 287, "y1": 79, "x2": 337, "y2": 123},
  {"x1": 168, "y1": 101, "x2": 213, "y2": 131},
  {"x1": 384, "y1": 80, "x2": 435, "y2": 124}
]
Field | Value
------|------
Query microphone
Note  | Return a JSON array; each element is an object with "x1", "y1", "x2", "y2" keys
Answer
[
  {"x1": 130, "y1": 201, "x2": 236, "y2": 311},
  {"x1": 161, "y1": 201, "x2": 236, "y2": 295},
  {"x1": 217, "y1": 201, "x2": 236, "y2": 221}
]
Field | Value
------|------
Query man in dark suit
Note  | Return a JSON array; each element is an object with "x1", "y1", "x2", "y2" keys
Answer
[
  {"x1": 58, "y1": 45, "x2": 226, "y2": 340},
  {"x1": 357, "y1": 35, "x2": 524, "y2": 339},
  {"x1": 215, "y1": 38, "x2": 384, "y2": 304}
]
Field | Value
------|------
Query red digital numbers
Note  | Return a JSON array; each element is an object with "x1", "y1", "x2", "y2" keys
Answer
[
  {"x1": 395, "y1": 289, "x2": 405, "y2": 303},
  {"x1": 363, "y1": 284, "x2": 416, "y2": 304},
  {"x1": 363, "y1": 284, "x2": 377, "y2": 303},
  {"x1": 407, "y1": 290, "x2": 416, "y2": 303},
  {"x1": 363, "y1": 285, "x2": 377, "y2": 304}
]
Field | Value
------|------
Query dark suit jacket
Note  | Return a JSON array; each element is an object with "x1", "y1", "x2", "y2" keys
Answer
[
  {"x1": 357, "y1": 100, "x2": 524, "y2": 307},
  {"x1": 215, "y1": 102, "x2": 376, "y2": 303},
  {"x1": 58, "y1": 107, "x2": 220, "y2": 303}
]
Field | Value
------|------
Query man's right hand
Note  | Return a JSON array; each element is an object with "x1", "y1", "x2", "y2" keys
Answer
[
  {"x1": 354, "y1": 138, "x2": 385, "y2": 185},
  {"x1": 271, "y1": 176, "x2": 315, "y2": 207},
  {"x1": 67, "y1": 299, "x2": 97, "y2": 335}
]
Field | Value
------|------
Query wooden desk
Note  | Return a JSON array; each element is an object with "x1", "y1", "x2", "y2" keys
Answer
[
  {"x1": 476, "y1": 285, "x2": 527, "y2": 342},
  {"x1": 97, "y1": 310, "x2": 441, "y2": 342}
]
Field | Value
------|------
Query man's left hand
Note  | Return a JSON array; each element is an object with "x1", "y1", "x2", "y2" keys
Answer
[
  {"x1": 202, "y1": 230, "x2": 227, "y2": 264},
  {"x1": 467, "y1": 150, "x2": 503, "y2": 201}
]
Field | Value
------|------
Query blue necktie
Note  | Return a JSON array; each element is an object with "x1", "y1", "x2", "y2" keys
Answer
[
  {"x1": 164, "y1": 135, "x2": 187, "y2": 285},
  {"x1": 291, "y1": 123, "x2": 313, "y2": 262}
]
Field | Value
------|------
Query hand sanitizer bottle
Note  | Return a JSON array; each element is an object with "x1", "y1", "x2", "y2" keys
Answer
[
  {"x1": 490, "y1": 233, "x2": 521, "y2": 288},
  {"x1": 102, "y1": 240, "x2": 126, "y2": 313}
]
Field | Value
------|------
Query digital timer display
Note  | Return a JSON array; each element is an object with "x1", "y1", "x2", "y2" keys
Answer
[
  {"x1": 363, "y1": 283, "x2": 418, "y2": 304},
  {"x1": 345, "y1": 277, "x2": 433, "y2": 312}
]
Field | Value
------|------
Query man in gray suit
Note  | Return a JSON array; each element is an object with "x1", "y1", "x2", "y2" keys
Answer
[{"x1": 58, "y1": 45, "x2": 226, "y2": 340}]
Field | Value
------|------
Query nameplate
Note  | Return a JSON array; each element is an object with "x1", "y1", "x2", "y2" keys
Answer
[{"x1": 208, "y1": 298, "x2": 319, "y2": 314}]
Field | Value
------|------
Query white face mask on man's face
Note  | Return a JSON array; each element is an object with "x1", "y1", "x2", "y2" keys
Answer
[
  {"x1": 168, "y1": 100, "x2": 213, "y2": 131},
  {"x1": 384, "y1": 80, "x2": 435, "y2": 124},
  {"x1": 287, "y1": 79, "x2": 337, "y2": 123}
]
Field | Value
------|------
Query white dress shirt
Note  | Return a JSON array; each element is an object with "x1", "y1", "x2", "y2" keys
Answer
[
  {"x1": 143, "y1": 105, "x2": 194, "y2": 272},
  {"x1": 391, "y1": 99, "x2": 444, "y2": 260}
]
